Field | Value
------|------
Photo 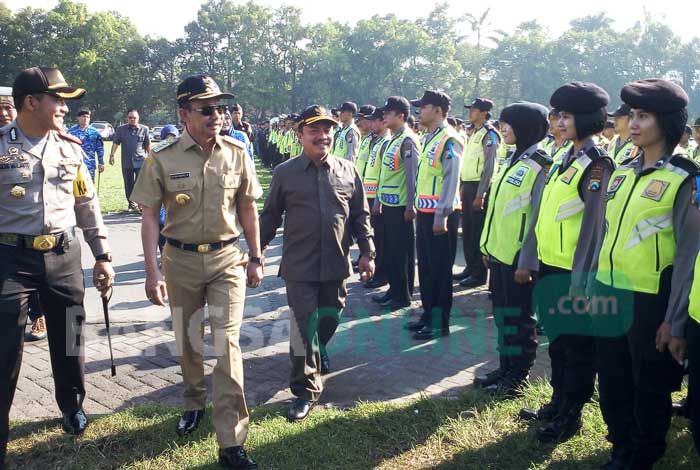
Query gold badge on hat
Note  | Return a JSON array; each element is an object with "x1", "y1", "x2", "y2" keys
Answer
[
  {"x1": 10, "y1": 185, "x2": 25, "y2": 198},
  {"x1": 175, "y1": 193, "x2": 191, "y2": 205}
]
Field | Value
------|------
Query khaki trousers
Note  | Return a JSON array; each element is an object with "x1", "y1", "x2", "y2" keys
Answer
[
  {"x1": 162, "y1": 242, "x2": 249, "y2": 448},
  {"x1": 286, "y1": 280, "x2": 347, "y2": 401}
]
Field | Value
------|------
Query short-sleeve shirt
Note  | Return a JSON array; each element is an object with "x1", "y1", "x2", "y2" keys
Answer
[
  {"x1": 130, "y1": 128, "x2": 262, "y2": 244},
  {"x1": 113, "y1": 124, "x2": 150, "y2": 169}
]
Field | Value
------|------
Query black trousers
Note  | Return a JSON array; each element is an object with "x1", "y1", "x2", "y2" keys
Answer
[
  {"x1": 594, "y1": 272, "x2": 684, "y2": 468},
  {"x1": 416, "y1": 211, "x2": 460, "y2": 328},
  {"x1": 381, "y1": 206, "x2": 415, "y2": 303},
  {"x1": 460, "y1": 181, "x2": 486, "y2": 280},
  {"x1": 0, "y1": 243, "x2": 86, "y2": 464},
  {"x1": 490, "y1": 260, "x2": 537, "y2": 376},
  {"x1": 688, "y1": 319, "x2": 700, "y2": 456},
  {"x1": 540, "y1": 263, "x2": 595, "y2": 415},
  {"x1": 122, "y1": 166, "x2": 141, "y2": 202},
  {"x1": 369, "y1": 199, "x2": 387, "y2": 284}
]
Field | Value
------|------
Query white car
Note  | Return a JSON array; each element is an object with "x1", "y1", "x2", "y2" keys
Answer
[
  {"x1": 91, "y1": 121, "x2": 114, "y2": 140},
  {"x1": 150, "y1": 126, "x2": 164, "y2": 142}
]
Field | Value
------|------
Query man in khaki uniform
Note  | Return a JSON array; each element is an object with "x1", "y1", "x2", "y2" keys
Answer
[
  {"x1": 0, "y1": 67, "x2": 114, "y2": 467},
  {"x1": 131, "y1": 74, "x2": 261, "y2": 470}
]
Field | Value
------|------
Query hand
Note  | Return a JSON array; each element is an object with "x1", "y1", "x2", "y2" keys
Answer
[
  {"x1": 433, "y1": 219, "x2": 448, "y2": 235},
  {"x1": 145, "y1": 270, "x2": 167, "y2": 306},
  {"x1": 372, "y1": 202, "x2": 382, "y2": 216},
  {"x1": 93, "y1": 261, "x2": 115, "y2": 296},
  {"x1": 668, "y1": 337, "x2": 687, "y2": 365},
  {"x1": 655, "y1": 322, "x2": 672, "y2": 353},
  {"x1": 98, "y1": 164, "x2": 105, "y2": 173},
  {"x1": 247, "y1": 261, "x2": 263, "y2": 288},
  {"x1": 109, "y1": 155, "x2": 115, "y2": 165},
  {"x1": 514, "y1": 269, "x2": 532, "y2": 284},
  {"x1": 472, "y1": 196, "x2": 484, "y2": 211},
  {"x1": 358, "y1": 255, "x2": 375, "y2": 282},
  {"x1": 404, "y1": 207, "x2": 416, "y2": 222}
]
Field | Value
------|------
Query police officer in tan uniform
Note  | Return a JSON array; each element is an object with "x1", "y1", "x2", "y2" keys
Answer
[
  {"x1": 131, "y1": 74, "x2": 261, "y2": 470},
  {"x1": 0, "y1": 67, "x2": 114, "y2": 467}
]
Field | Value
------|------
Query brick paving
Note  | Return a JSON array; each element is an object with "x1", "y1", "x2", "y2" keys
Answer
[{"x1": 11, "y1": 213, "x2": 550, "y2": 421}]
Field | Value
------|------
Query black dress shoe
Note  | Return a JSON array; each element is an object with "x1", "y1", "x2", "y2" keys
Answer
[
  {"x1": 365, "y1": 278, "x2": 388, "y2": 289},
  {"x1": 412, "y1": 326, "x2": 450, "y2": 341},
  {"x1": 176, "y1": 409, "x2": 205, "y2": 437},
  {"x1": 482, "y1": 373, "x2": 527, "y2": 398},
  {"x1": 536, "y1": 411, "x2": 582, "y2": 443},
  {"x1": 320, "y1": 353, "x2": 330, "y2": 375},
  {"x1": 379, "y1": 298, "x2": 410, "y2": 310},
  {"x1": 218, "y1": 446, "x2": 258, "y2": 469},
  {"x1": 519, "y1": 401, "x2": 560, "y2": 422},
  {"x1": 473, "y1": 368, "x2": 504, "y2": 388},
  {"x1": 459, "y1": 276, "x2": 486, "y2": 288},
  {"x1": 288, "y1": 398, "x2": 316, "y2": 422},
  {"x1": 62, "y1": 408, "x2": 88, "y2": 435},
  {"x1": 371, "y1": 292, "x2": 392, "y2": 303},
  {"x1": 403, "y1": 319, "x2": 426, "y2": 331},
  {"x1": 453, "y1": 269, "x2": 470, "y2": 281}
]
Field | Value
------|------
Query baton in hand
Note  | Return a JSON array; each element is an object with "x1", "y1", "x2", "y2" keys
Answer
[{"x1": 98, "y1": 274, "x2": 116, "y2": 376}]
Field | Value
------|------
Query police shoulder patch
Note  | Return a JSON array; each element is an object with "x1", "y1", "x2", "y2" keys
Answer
[
  {"x1": 152, "y1": 138, "x2": 178, "y2": 153},
  {"x1": 222, "y1": 135, "x2": 247, "y2": 150},
  {"x1": 530, "y1": 149, "x2": 553, "y2": 168},
  {"x1": 670, "y1": 155, "x2": 700, "y2": 176},
  {"x1": 58, "y1": 131, "x2": 82, "y2": 145}
]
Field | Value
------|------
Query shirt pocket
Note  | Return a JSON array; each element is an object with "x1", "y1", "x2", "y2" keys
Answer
[{"x1": 219, "y1": 173, "x2": 241, "y2": 209}]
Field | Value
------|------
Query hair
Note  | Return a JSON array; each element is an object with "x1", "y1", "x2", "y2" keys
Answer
[
  {"x1": 407, "y1": 115, "x2": 415, "y2": 127},
  {"x1": 437, "y1": 102, "x2": 450, "y2": 117},
  {"x1": 126, "y1": 108, "x2": 139, "y2": 116},
  {"x1": 573, "y1": 108, "x2": 607, "y2": 139},
  {"x1": 14, "y1": 93, "x2": 44, "y2": 113},
  {"x1": 657, "y1": 108, "x2": 688, "y2": 153}
]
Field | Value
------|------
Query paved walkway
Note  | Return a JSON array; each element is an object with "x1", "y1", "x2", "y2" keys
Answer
[{"x1": 11, "y1": 213, "x2": 550, "y2": 421}]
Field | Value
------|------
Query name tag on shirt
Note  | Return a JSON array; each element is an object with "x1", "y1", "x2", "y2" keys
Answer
[{"x1": 169, "y1": 172, "x2": 191, "y2": 180}]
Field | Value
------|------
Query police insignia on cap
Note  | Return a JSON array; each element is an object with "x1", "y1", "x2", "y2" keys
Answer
[
  {"x1": 175, "y1": 193, "x2": 191, "y2": 205},
  {"x1": 10, "y1": 185, "x2": 25, "y2": 198}
]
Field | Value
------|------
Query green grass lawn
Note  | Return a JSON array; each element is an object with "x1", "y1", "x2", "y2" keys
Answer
[
  {"x1": 96, "y1": 143, "x2": 272, "y2": 214},
  {"x1": 7, "y1": 380, "x2": 698, "y2": 469}
]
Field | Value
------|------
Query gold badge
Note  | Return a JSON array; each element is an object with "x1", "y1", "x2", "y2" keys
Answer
[
  {"x1": 10, "y1": 185, "x2": 25, "y2": 198},
  {"x1": 559, "y1": 166, "x2": 579, "y2": 184},
  {"x1": 175, "y1": 193, "x2": 191, "y2": 205},
  {"x1": 640, "y1": 179, "x2": 669, "y2": 202},
  {"x1": 8, "y1": 147, "x2": 19, "y2": 156}
]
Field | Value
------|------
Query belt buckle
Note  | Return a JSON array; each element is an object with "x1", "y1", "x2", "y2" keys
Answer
[
  {"x1": 197, "y1": 243, "x2": 211, "y2": 253},
  {"x1": 33, "y1": 235, "x2": 57, "y2": 251}
]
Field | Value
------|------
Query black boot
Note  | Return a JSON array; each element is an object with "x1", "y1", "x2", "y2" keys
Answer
[
  {"x1": 536, "y1": 409, "x2": 582, "y2": 443},
  {"x1": 519, "y1": 400, "x2": 560, "y2": 422}
]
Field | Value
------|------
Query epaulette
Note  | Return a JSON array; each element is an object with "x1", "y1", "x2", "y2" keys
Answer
[
  {"x1": 152, "y1": 137, "x2": 179, "y2": 153},
  {"x1": 669, "y1": 154, "x2": 700, "y2": 175},
  {"x1": 58, "y1": 131, "x2": 82, "y2": 145},
  {"x1": 222, "y1": 135, "x2": 247, "y2": 149},
  {"x1": 531, "y1": 148, "x2": 553, "y2": 167}
]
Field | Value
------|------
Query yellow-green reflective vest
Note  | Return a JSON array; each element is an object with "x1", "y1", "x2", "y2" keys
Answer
[
  {"x1": 460, "y1": 124, "x2": 501, "y2": 182},
  {"x1": 688, "y1": 250, "x2": 700, "y2": 324},
  {"x1": 541, "y1": 137, "x2": 572, "y2": 162},
  {"x1": 416, "y1": 126, "x2": 461, "y2": 213},
  {"x1": 608, "y1": 135, "x2": 638, "y2": 165},
  {"x1": 481, "y1": 149, "x2": 552, "y2": 265},
  {"x1": 378, "y1": 128, "x2": 421, "y2": 207},
  {"x1": 535, "y1": 148, "x2": 609, "y2": 270},
  {"x1": 498, "y1": 143, "x2": 514, "y2": 167},
  {"x1": 363, "y1": 135, "x2": 389, "y2": 199},
  {"x1": 596, "y1": 156, "x2": 696, "y2": 293},
  {"x1": 332, "y1": 123, "x2": 360, "y2": 160},
  {"x1": 355, "y1": 134, "x2": 372, "y2": 178}
]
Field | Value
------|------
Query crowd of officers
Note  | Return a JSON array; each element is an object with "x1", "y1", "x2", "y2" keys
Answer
[
  {"x1": 256, "y1": 80, "x2": 700, "y2": 470},
  {"x1": 5, "y1": 62, "x2": 700, "y2": 470}
]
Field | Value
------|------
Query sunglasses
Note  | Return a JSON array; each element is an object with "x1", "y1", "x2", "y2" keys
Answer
[{"x1": 190, "y1": 105, "x2": 228, "y2": 116}]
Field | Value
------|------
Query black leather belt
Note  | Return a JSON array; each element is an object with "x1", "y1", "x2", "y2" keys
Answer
[
  {"x1": 165, "y1": 237, "x2": 238, "y2": 253},
  {"x1": 0, "y1": 227, "x2": 75, "y2": 252}
]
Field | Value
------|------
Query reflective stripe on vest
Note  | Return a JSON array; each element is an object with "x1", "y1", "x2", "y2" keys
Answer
[
  {"x1": 595, "y1": 161, "x2": 688, "y2": 293},
  {"x1": 480, "y1": 156, "x2": 544, "y2": 265},
  {"x1": 378, "y1": 129, "x2": 420, "y2": 207},
  {"x1": 534, "y1": 154, "x2": 592, "y2": 270},
  {"x1": 416, "y1": 127, "x2": 460, "y2": 213},
  {"x1": 363, "y1": 135, "x2": 388, "y2": 198}
]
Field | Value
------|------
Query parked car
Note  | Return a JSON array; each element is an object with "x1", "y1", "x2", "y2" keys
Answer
[
  {"x1": 91, "y1": 121, "x2": 114, "y2": 140},
  {"x1": 150, "y1": 126, "x2": 165, "y2": 142}
]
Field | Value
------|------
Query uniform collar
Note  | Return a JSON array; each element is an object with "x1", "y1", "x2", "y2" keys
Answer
[
  {"x1": 179, "y1": 127, "x2": 222, "y2": 153},
  {"x1": 9, "y1": 121, "x2": 54, "y2": 159},
  {"x1": 630, "y1": 151, "x2": 672, "y2": 173},
  {"x1": 300, "y1": 152, "x2": 337, "y2": 171},
  {"x1": 513, "y1": 143, "x2": 540, "y2": 164}
]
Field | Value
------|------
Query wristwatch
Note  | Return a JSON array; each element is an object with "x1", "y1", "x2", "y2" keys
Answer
[
  {"x1": 95, "y1": 253, "x2": 112, "y2": 262},
  {"x1": 365, "y1": 251, "x2": 377, "y2": 260},
  {"x1": 249, "y1": 255, "x2": 263, "y2": 265}
]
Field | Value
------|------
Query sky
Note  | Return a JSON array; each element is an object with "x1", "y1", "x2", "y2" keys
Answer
[{"x1": 4, "y1": 0, "x2": 700, "y2": 43}]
